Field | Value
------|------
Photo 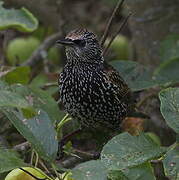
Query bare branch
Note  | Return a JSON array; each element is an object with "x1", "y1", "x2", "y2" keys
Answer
[
  {"x1": 41, "y1": 82, "x2": 58, "y2": 90},
  {"x1": 59, "y1": 149, "x2": 99, "y2": 168},
  {"x1": 100, "y1": 0, "x2": 125, "y2": 47},
  {"x1": 103, "y1": 12, "x2": 132, "y2": 56},
  {"x1": 13, "y1": 141, "x2": 30, "y2": 151},
  {"x1": 22, "y1": 32, "x2": 62, "y2": 68}
]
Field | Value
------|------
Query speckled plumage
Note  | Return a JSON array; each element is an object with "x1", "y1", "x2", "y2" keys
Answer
[{"x1": 58, "y1": 28, "x2": 132, "y2": 130}]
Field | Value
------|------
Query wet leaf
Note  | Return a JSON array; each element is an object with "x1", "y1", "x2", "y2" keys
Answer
[
  {"x1": 123, "y1": 162, "x2": 155, "y2": 180},
  {"x1": 72, "y1": 160, "x2": 108, "y2": 180},
  {"x1": 2, "y1": 66, "x2": 31, "y2": 85},
  {"x1": 0, "y1": 1, "x2": 38, "y2": 32},
  {"x1": 0, "y1": 148, "x2": 27, "y2": 173},
  {"x1": 159, "y1": 87, "x2": 179, "y2": 133},
  {"x1": 0, "y1": 90, "x2": 28, "y2": 108},
  {"x1": 0, "y1": 90, "x2": 36, "y2": 118},
  {"x1": 10, "y1": 84, "x2": 65, "y2": 123},
  {"x1": 160, "y1": 34, "x2": 179, "y2": 62},
  {"x1": 108, "y1": 162, "x2": 155, "y2": 180},
  {"x1": 2, "y1": 108, "x2": 58, "y2": 162},
  {"x1": 163, "y1": 144, "x2": 179, "y2": 179},
  {"x1": 31, "y1": 87, "x2": 65, "y2": 123},
  {"x1": 101, "y1": 132, "x2": 166, "y2": 170},
  {"x1": 107, "y1": 170, "x2": 127, "y2": 180},
  {"x1": 110, "y1": 60, "x2": 156, "y2": 91}
]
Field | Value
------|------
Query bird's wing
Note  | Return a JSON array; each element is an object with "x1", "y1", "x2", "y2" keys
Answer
[{"x1": 103, "y1": 62, "x2": 132, "y2": 104}]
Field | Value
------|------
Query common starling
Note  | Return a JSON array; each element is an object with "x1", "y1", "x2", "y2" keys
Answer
[{"x1": 57, "y1": 28, "x2": 132, "y2": 131}]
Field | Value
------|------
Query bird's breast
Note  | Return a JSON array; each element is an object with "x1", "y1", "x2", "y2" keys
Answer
[{"x1": 59, "y1": 66, "x2": 116, "y2": 113}]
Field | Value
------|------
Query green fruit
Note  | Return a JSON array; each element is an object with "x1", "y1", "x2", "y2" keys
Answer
[
  {"x1": 5, "y1": 167, "x2": 47, "y2": 180},
  {"x1": 106, "y1": 34, "x2": 130, "y2": 60},
  {"x1": 30, "y1": 73, "x2": 48, "y2": 87},
  {"x1": 145, "y1": 132, "x2": 161, "y2": 145},
  {"x1": 6, "y1": 37, "x2": 40, "y2": 65}
]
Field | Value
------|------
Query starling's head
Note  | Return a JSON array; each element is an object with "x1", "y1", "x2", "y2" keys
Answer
[{"x1": 57, "y1": 28, "x2": 103, "y2": 64}]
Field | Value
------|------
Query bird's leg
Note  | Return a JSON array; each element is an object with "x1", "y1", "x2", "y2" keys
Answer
[{"x1": 57, "y1": 128, "x2": 82, "y2": 159}]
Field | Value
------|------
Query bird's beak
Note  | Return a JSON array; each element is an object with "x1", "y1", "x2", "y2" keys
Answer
[{"x1": 56, "y1": 38, "x2": 74, "y2": 46}]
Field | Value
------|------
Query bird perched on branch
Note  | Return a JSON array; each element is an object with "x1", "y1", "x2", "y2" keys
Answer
[{"x1": 57, "y1": 28, "x2": 133, "y2": 131}]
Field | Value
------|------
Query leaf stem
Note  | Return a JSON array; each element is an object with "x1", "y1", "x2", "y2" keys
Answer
[
  {"x1": 56, "y1": 114, "x2": 72, "y2": 136},
  {"x1": 35, "y1": 151, "x2": 39, "y2": 167},
  {"x1": 51, "y1": 163, "x2": 60, "y2": 179}
]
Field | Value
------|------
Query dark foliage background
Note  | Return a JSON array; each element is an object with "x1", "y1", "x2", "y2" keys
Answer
[{"x1": 0, "y1": 0, "x2": 179, "y2": 179}]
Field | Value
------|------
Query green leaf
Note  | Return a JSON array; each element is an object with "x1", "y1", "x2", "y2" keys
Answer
[
  {"x1": 0, "y1": 1, "x2": 38, "y2": 32},
  {"x1": 101, "y1": 132, "x2": 166, "y2": 170},
  {"x1": 30, "y1": 88, "x2": 65, "y2": 123},
  {"x1": 72, "y1": 160, "x2": 108, "y2": 180},
  {"x1": 108, "y1": 170, "x2": 128, "y2": 180},
  {"x1": 2, "y1": 66, "x2": 31, "y2": 85},
  {"x1": 123, "y1": 162, "x2": 155, "y2": 180},
  {"x1": 160, "y1": 34, "x2": 179, "y2": 62},
  {"x1": 0, "y1": 80, "x2": 9, "y2": 90},
  {"x1": 110, "y1": 61, "x2": 156, "y2": 91},
  {"x1": 0, "y1": 89, "x2": 36, "y2": 118},
  {"x1": 0, "y1": 90, "x2": 35, "y2": 116},
  {"x1": 153, "y1": 57, "x2": 179, "y2": 85},
  {"x1": 108, "y1": 162, "x2": 155, "y2": 180},
  {"x1": 10, "y1": 84, "x2": 65, "y2": 123},
  {"x1": 159, "y1": 88, "x2": 179, "y2": 133},
  {"x1": 2, "y1": 108, "x2": 58, "y2": 162},
  {"x1": 163, "y1": 144, "x2": 179, "y2": 179},
  {"x1": 0, "y1": 148, "x2": 27, "y2": 173}
]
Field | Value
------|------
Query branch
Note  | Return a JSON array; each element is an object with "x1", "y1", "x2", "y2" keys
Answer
[
  {"x1": 13, "y1": 141, "x2": 30, "y2": 151},
  {"x1": 100, "y1": 0, "x2": 125, "y2": 47},
  {"x1": 40, "y1": 82, "x2": 58, "y2": 90},
  {"x1": 22, "y1": 32, "x2": 62, "y2": 68},
  {"x1": 103, "y1": 12, "x2": 132, "y2": 56},
  {"x1": 59, "y1": 150, "x2": 99, "y2": 169},
  {"x1": 59, "y1": 156, "x2": 82, "y2": 169}
]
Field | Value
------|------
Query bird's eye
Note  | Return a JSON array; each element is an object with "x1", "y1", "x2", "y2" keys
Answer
[{"x1": 73, "y1": 39, "x2": 86, "y2": 47}]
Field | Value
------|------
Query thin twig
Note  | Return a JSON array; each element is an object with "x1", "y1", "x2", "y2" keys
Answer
[
  {"x1": 59, "y1": 156, "x2": 82, "y2": 169},
  {"x1": 58, "y1": 149, "x2": 99, "y2": 169},
  {"x1": 73, "y1": 148, "x2": 99, "y2": 159},
  {"x1": 13, "y1": 141, "x2": 30, "y2": 151},
  {"x1": 51, "y1": 163, "x2": 60, "y2": 179},
  {"x1": 41, "y1": 82, "x2": 58, "y2": 90},
  {"x1": 39, "y1": 159, "x2": 51, "y2": 175},
  {"x1": 35, "y1": 151, "x2": 39, "y2": 167},
  {"x1": 103, "y1": 12, "x2": 132, "y2": 56},
  {"x1": 136, "y1": 92, "x2": 157, "y2": 109},
  {"x1": 31, "y1": 150, "x2": 35, "y2": 165},
  {"x1": 22, "y1": 32, "x2": 62, "y2": 68},
  {"x1": 100, "y1": 0, "x2": 125, "y2": 47}
]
